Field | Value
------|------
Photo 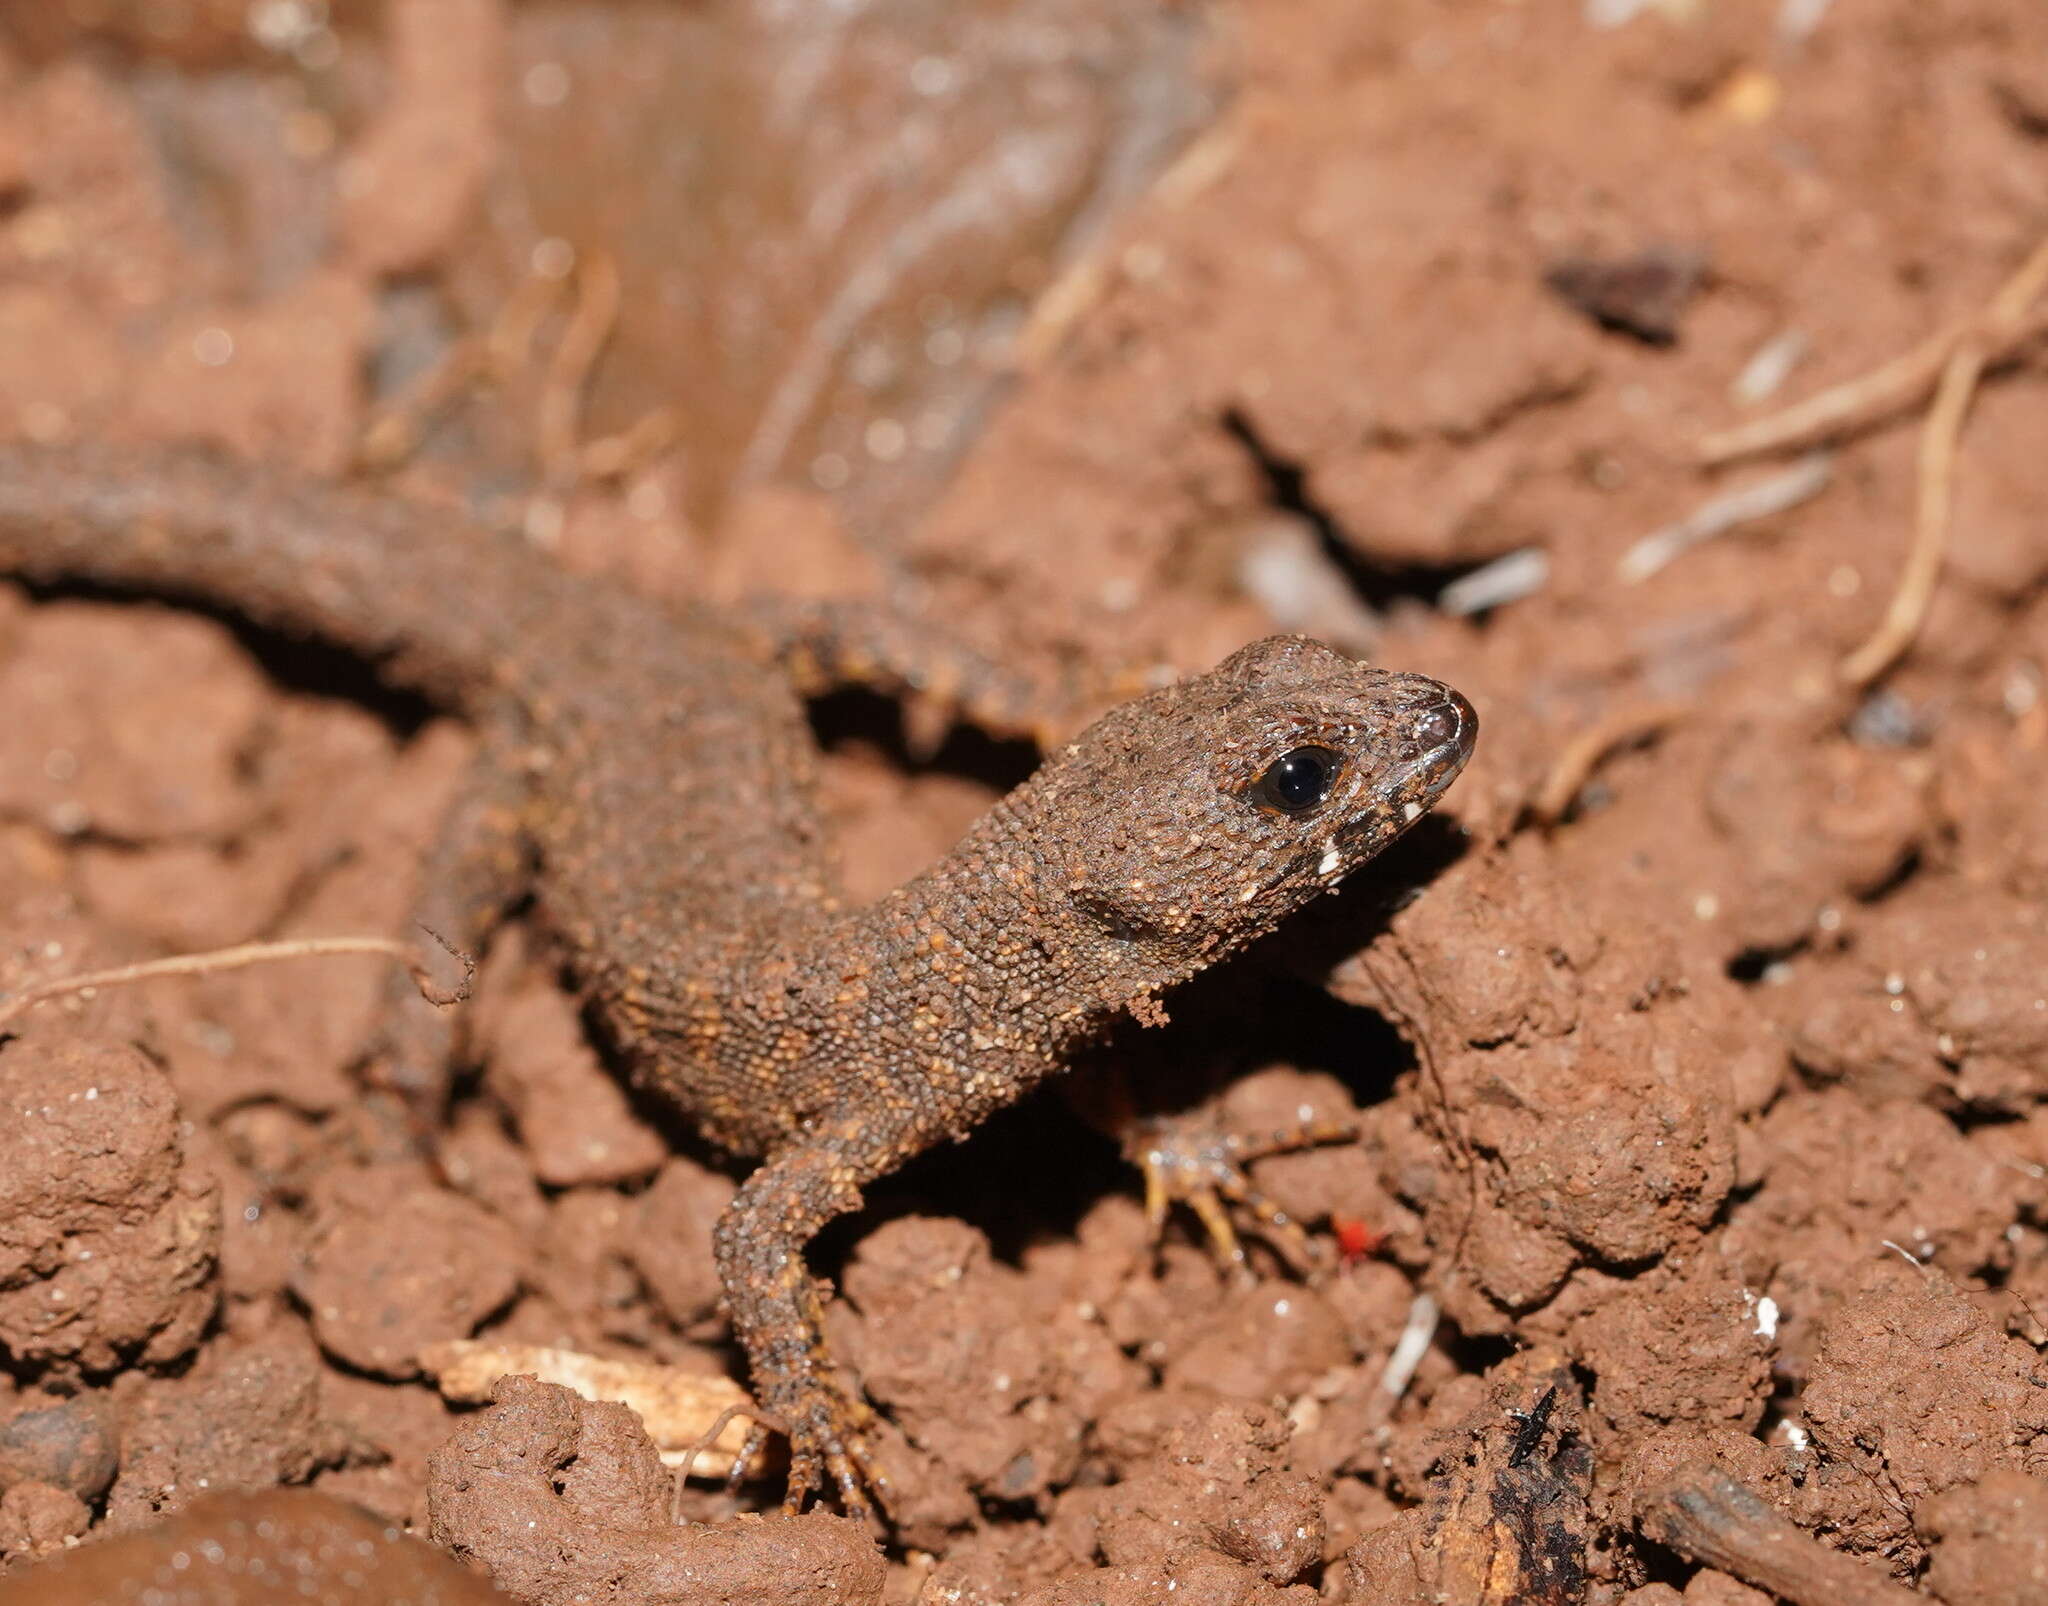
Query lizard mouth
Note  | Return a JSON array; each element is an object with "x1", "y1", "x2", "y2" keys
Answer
[
  {"x1": 1338, "y1": 684, "x2": 1477, "y2": 852},
  {"x1": 1295, "y1": 685, "x2": 1475, "y2": 889}
]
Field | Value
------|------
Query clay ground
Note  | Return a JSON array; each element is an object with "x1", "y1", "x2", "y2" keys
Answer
[{"x1": 1, "y1": 1, "x2": 2047, "y2": 1602}]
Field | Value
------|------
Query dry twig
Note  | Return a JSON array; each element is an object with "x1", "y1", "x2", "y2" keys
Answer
[{"x1": 1617, "y1": 453, "x2": 1832, "y2": 583}]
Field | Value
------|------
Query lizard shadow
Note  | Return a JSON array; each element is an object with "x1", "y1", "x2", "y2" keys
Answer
[
  {"x1": 14, "y1": 577, "x2": 441, "y2": 737},
  {"x1": 811, "y1": 811, "x2": 1475, "y2": 1273}
]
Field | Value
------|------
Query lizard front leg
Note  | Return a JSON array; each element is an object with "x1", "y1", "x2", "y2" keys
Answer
[{"x1": 711, "y1": 1110, "x2": 908, "y2": 1518}]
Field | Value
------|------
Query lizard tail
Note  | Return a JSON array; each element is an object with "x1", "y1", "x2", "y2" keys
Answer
[{"x1": 0, "y1": 443, "x2": 554, "y2": 711}]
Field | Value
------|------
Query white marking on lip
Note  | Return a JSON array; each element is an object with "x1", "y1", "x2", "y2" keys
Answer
[
  {"x1": 1317, "y1": 846, "x2": 1341, "y2": 876},
  {"x1": 1402, "y1": 801, "x2": 1423, "y2": 822}
]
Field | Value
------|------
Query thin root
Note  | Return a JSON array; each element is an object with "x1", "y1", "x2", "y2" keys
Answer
[
  {"x1": 1698, "y1": 235, "x2": 2048, "y2": 465},
  {"x1": 355, "y1": 263, "x2": 574, "y2": 473},
  {"x1": 1836, "y1": 236, "x2": 2048, "y2": 688},
  {"x1": 672, "y1": 1400, "x2": 787, "y2": 1521},
  {"x1": 488, "y1": 268, "x2": 571, "y2": 380},
  {"x1": 1696, "y1": 321, "x2": 1963, "y2": 466},
  {"x1": 581, "y1": 405, "x2": 680, "y2": 483},
  {"x1": 357, "y1": 340, "x2": 488, "y2": 471},
  {"x1": 1833, "y1": 339, "x2": 1984, "y2": 689},
  {"x1": 538, "y1": 249, "x2": 622, "y2": 490},
  {"x1": 1530, "y1": 702, "x2": 1690, "y2": 827},
  {"x1": 0, "y1": 931, "x2": 474, "y2": 1033}
]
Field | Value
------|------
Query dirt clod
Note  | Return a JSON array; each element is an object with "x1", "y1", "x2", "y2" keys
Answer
[
  {"x1": 3, "y1": 1487, "x2": 515, "y2": 1603},
  {"x1": 296, "y1": 1177, "x2": 524, "y2": 1380},
  {"x1": 427, "y1": 1375, "x2": 885, "y2": 1606},
  {"x1": 0, "y1": 1394, "x2": 118, "y2": 1501},
  {"x1": 104, "y1": 1327, "x2": 351, "y2": 1530},
  {"x1": 0, "y1": 1037, "x2": 219, "y2": 1378},
  {"x1": 1920, "y1": 1468, "x2": 2048, "y2": 1606},
  {"x1": 1798, "y1": 1262, "x2": 2048, "y2": 1562}
]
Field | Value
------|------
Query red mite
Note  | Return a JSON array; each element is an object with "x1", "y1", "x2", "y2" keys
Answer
[{"x1": 1333, "y1": 1215, "x2": 1386, "y2": 1262}]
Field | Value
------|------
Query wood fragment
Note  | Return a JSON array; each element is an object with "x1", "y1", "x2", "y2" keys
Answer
[
  {"x1": 1346, "y1": 1359, "x2": 1592, "y2": 1606},
  {"x1": 419, "y1": 1339, "x2": 766, "y2": 1480},
  {"x1": 1638, "y1": 1464, "x2": 1921, "y2": 1606}
]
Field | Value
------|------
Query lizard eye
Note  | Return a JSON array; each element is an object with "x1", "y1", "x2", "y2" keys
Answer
[{"x1": 1252, "y1": 746, "x2": 1341, "y2": 814}]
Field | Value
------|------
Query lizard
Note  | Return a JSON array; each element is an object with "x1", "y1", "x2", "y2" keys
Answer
[{"x1": 0, "y1": 442, "x2": 1477, "y2": 1515}]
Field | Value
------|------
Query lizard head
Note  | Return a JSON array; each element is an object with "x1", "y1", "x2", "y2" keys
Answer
[{"x1": 1029, "y1": 634, "x2": 1475, "y2": 970}]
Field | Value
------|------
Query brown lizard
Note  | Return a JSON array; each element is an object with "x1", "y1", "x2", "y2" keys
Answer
[{"x1": 0, "y1": 443, "x2": 1476, "y2": 1515}]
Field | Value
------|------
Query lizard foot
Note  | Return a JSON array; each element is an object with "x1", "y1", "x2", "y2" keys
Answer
[
  {"x1": 730, "y1": 1360, "x2": 894, "y2": 1521},
  {"x1": 1124, "y1": 1109, "x2": 1359, "y2": 1280}
]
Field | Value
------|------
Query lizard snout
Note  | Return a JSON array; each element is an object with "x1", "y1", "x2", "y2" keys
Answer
[
  {"x1": 1370, "y1": 678, "x2": 1476, "y2": 772},
  {"x1": 1413, "y1": 687, "x2": 1477, "y2": 766}
]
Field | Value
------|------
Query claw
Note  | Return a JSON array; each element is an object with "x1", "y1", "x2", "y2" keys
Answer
[
  {"x1": 759, "y1": 1358, "x2": 891, "y2": 1520},
  {"x1": 826, "y1": 1447, "x2": 871, "y2": 1522},
  {"x1": 783, "y1": 1440, "x2": 824, "y2": 1514},
  {"x1": 725, "y1": 1421, "x2": 772, "y2": 1497},
  {"x1": 1185, "y1": 1185, "x2": 1247, "y2": 1268}
]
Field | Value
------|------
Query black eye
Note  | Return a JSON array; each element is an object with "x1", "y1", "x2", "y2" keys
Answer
[{"x1": 1253, "y1": 746, "x2": 1341, "y2": 814}]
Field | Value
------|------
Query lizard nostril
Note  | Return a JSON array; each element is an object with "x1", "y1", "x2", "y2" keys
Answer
[{"x1": 1413, "y1": 701, "x2": 1462, "y2": 753}]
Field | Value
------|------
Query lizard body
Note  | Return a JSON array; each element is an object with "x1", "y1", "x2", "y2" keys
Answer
[{"x1": 0, "y1": 443, "x2": 1476, "y2": 1511}]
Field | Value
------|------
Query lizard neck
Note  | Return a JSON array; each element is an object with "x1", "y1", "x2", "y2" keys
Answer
[
  {"x1": 657, "y1": 781, "x2": 1212, "y2": 1157},
  {"x1": 850, "y1": 804, "x2": 1194, "y2": 1052}
]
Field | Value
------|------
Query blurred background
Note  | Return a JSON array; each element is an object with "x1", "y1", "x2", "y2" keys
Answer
[{"x1": 2, "y1": 3, "x2": 2047, "y2": 1601}]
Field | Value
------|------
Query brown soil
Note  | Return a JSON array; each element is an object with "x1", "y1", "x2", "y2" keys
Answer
[{"x1": 1, "y1": 1, "x2": 2046, "y2": 1602}]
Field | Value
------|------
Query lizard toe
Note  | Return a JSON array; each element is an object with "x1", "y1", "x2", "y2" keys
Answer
[
  {"x1": 770, "y1": 1369, "x2": 891, "y2": 1519},
  {"x1": 1127, "y1": 1109, "x2": 1358, "y2": 1281}
]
